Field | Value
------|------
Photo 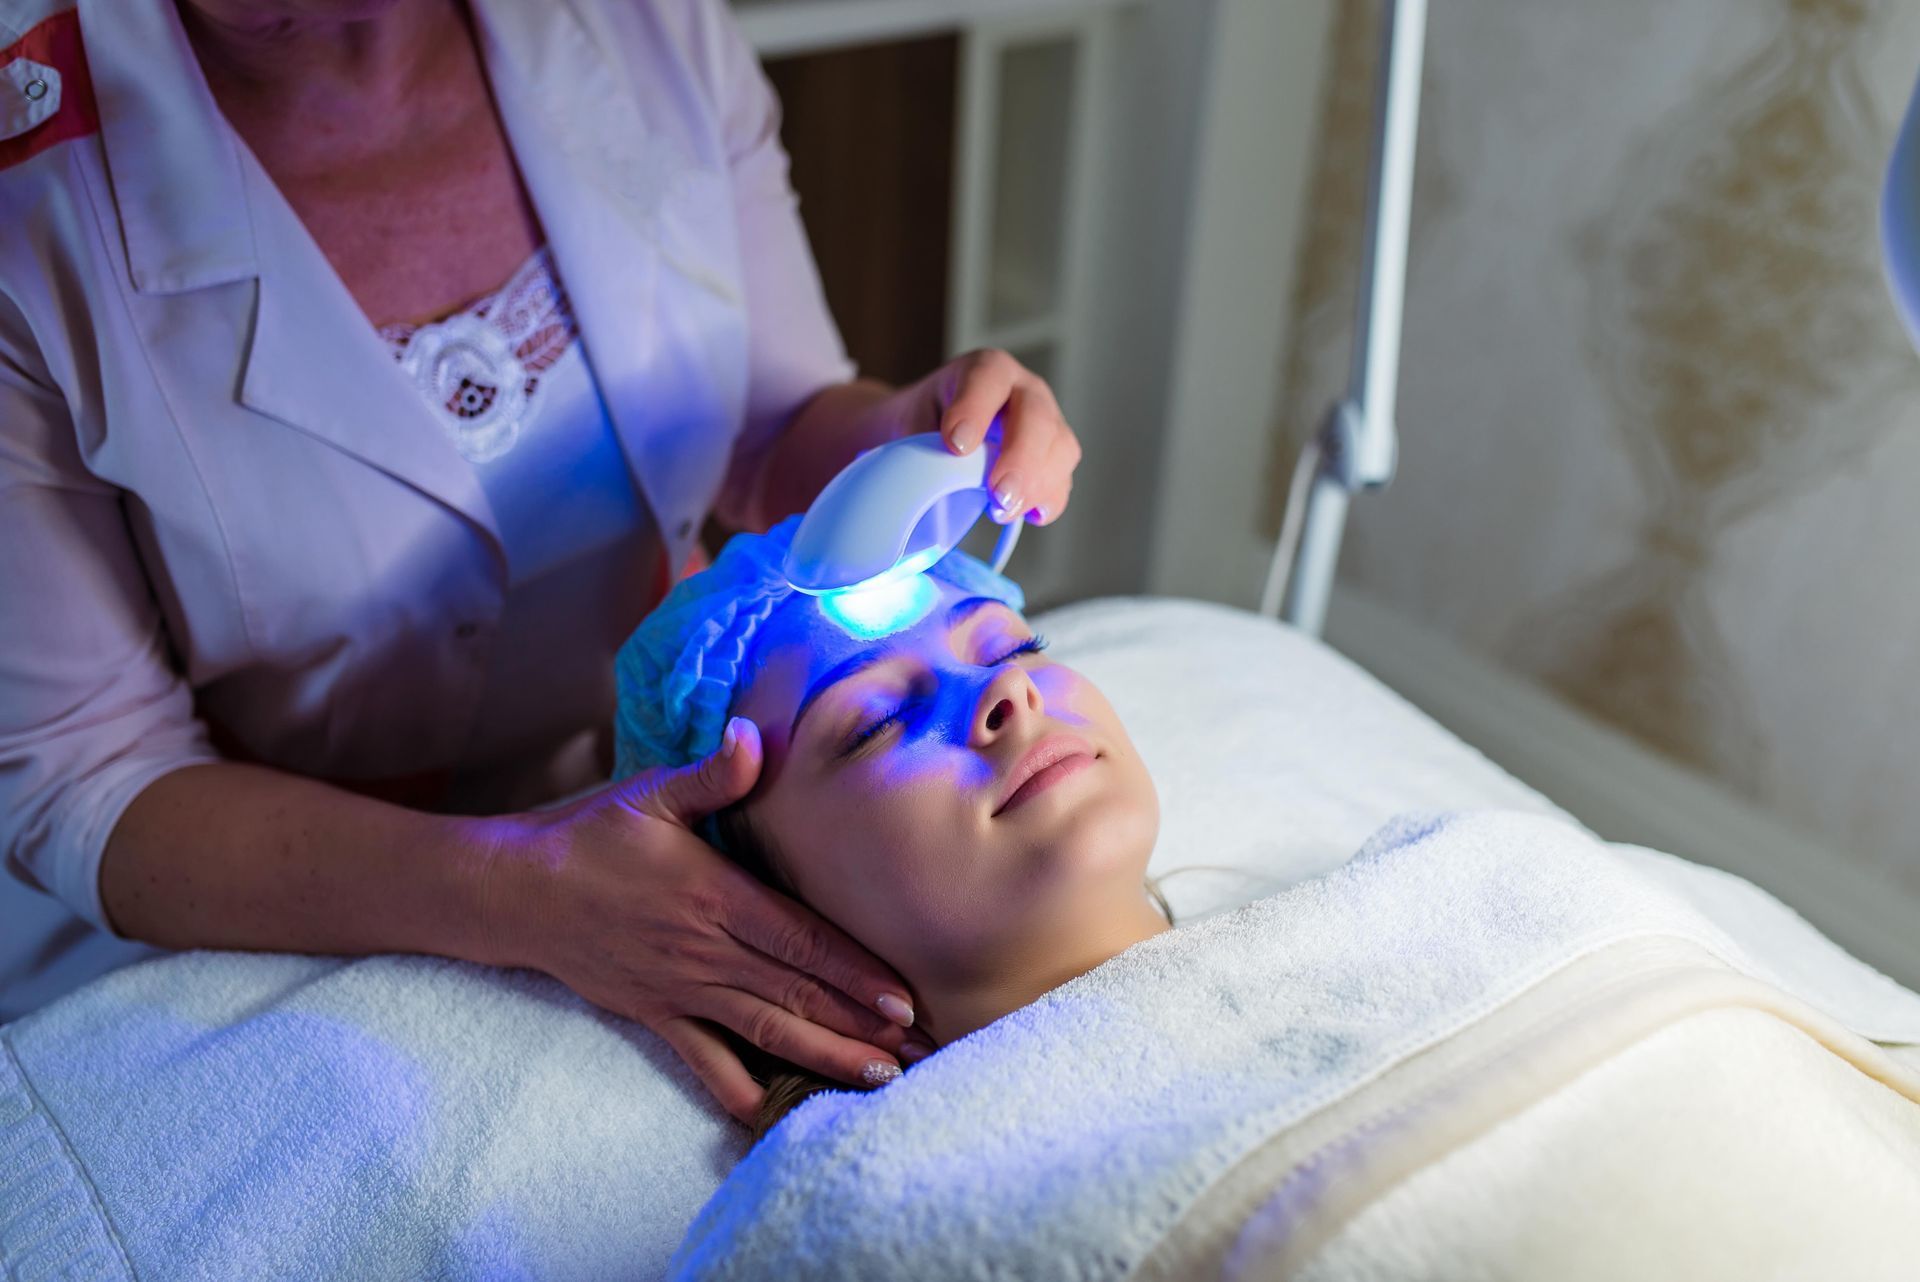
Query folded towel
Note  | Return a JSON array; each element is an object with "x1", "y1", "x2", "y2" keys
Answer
[
  {"x1": 666, "y1": 809, "x2": 1920, "y2": 1281},
  {"x1": 1258, "y1": 1003, "x2": 1920, "y2": 1281}
]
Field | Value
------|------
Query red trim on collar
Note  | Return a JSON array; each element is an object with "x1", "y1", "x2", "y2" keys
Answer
[{"x1": 0, "y1": 10, "x2": 99, "y2": 170}]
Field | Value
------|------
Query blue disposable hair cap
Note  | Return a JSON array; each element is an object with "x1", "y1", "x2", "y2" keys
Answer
[{"x1": 613, "y1": 515, "x2": 1025, "y2": 782}]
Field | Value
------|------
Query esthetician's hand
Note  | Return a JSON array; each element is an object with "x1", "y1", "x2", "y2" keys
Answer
[
  {"x1": 479, "y1": 718, "x2": 925, "y2": 1123},
  {"x1": 878, "y1": 347, "x2": 1084, "y2": 527}
]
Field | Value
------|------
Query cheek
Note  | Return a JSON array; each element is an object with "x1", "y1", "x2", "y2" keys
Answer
[
  {"x1": 867, "y1": 730, "x2": 996, "y2": 795},
  {"x1": 836, "y1": 750, "x2": 985, "y2": 877},
  {"x1": 1033, "y1": 666, "x2": 1095, "y2": 728},
  {"x1": 770, "y1": 756, "x2": 985, "y2": 925},
  {"x1": 852, "y1": 775, "x2": 1019, "y2": 961},
  {"x1": 1029, "y1": 748, "x2": 1161, "y2": 897}
]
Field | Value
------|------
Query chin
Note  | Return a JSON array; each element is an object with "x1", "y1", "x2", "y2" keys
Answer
[{"x1": 1034, "y1": 767, "x2": 1160, "y2": 881}]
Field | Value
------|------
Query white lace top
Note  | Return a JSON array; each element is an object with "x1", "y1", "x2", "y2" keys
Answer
[
  {"x1": 377, "y1": 245, "x2": 579, "y2": 466},
  {"x1": 380, "y1": 247, "x2": 658, "y2": 775}
]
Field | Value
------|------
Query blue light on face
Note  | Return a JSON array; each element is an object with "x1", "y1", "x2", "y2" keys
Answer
[{"x1": 819, "y1": 565, "x2": 940, "y2": 639}]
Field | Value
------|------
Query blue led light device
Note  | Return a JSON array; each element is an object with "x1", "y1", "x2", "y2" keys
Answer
[{"x1": 784, "y1": 432, "x2": 1022, "y2": 636}]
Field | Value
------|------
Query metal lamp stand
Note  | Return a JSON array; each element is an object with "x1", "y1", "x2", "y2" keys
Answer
[{"x1": 1260, "y1": 0, "x2": 1428, "y2": 635}]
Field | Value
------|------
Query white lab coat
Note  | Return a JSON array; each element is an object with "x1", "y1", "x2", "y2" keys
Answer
[{"x1": 0, "y1": 0, "x2": 855, "y2": 1014}]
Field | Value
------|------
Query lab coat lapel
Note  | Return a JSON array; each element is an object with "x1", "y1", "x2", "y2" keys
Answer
[
  {"x1": 235, "y1": 150, "x2": 504, "y2": 556},
  {"x1": 470, "y1": 0, "x2": 749, "y2": 569},
  {"x1": 78, "y1": 0, "x2": 254, "y2": 293},
  {"x1": 81, "y1": 0, "x2": 504, "y2": 555}
]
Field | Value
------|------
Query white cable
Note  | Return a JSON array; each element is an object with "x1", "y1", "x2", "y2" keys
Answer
[
  {"x1": 990, "y1": 517, "x2": 1021, "y2": 574},
  {"x1": 1258, "y1": 433, "x2": 1325, "y2": 620}
]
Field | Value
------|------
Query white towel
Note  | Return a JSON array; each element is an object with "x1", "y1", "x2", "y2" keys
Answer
[
  {"x1": 0, "y1": 953, "x2": 744, "y2": 1281},
  {"x1": 665, "y1": 809, "x2": 1920, "y2": 1281}
]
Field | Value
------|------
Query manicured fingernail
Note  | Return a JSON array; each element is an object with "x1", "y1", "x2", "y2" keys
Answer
[
  {"x1": 721, "y1": 717, "x2": 740, "y2": 758},
  {"x1": 949, "y1": 422, "x2": 977, "y2": 453},
  {"x1": 861, "y1": 1059, "x2": 902, "y2": 1087},
  {"x1": 875, "y1": 992, "x2": 915, "y2": 1026},
  {"x1": 1028, "y1": 505, "x2": 1049, "y2": 525},
  {"x1": 993, "y1": 474, "x2": 1022, "y2": 511},
  {"x1": 899, "y1": 1040, "x2": 934, "y2": 1064}
]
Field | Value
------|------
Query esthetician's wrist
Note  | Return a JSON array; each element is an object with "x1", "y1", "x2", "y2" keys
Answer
[{"x1": 438, "y1": 809, "x2": 552, "y2": 972}]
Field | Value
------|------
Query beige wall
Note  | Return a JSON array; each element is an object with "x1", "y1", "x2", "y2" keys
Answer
[{"x1": 1274, "y1": 0, "x2": 1920, "y2": 888}]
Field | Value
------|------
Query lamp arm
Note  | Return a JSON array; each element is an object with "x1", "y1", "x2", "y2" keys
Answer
[{"x1": 1265, "y1": 0, "x2": 1427, "y2": 633}]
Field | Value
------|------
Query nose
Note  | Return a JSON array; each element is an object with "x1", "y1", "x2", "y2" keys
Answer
[{"x1": 970, "y1": 665, "x2": 1044, "y2": 746}]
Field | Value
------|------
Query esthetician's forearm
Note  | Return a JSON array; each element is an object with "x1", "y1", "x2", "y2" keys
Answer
[
  {"x1": 745, "y1": 378, "x2": 898, "y2": 527},
  {"x1": 99, "y1": 761, "x2": 503, "y2": 964}
]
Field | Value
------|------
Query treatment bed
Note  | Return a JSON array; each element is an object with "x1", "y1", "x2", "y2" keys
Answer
[{"x1": 5, "y1": 596, "x2": 1919, "y2": 1280}]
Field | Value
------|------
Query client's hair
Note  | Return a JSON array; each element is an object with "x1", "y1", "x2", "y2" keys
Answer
[{"x1": 711, "y1": 802, "x2": 1174, "y2": 1142}]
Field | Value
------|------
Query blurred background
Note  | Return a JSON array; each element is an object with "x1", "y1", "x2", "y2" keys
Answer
[{"x1": 735, "y1": 0, "x2": 1920, "y2": 965}]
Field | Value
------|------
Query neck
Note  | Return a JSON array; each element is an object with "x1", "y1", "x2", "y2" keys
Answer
[
  {"x1": 907, "y1": 892, "x2": 1173, "y2": 1048},
  {"x1": 176, "y1": 0, "x2": 458, "y2": 106}
]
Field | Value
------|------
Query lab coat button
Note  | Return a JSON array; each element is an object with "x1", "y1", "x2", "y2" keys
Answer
[
  {"x1": 675, "y1": 518, "x2": 693, "y2": 538},
  {"x1": 0, "y1": 57, "x2": 62, "y2": 141}
]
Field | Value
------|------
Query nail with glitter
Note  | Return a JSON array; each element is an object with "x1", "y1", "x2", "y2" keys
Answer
[{"x1": 861, "y1": 1059, "x2": 902, "y2": 1087}]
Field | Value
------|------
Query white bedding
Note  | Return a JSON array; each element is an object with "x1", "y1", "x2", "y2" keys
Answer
[
  {"x1": 0, "y1": 598, "x2": 1899, "y2": 1281},
  {"x1": 666, "y1": 809, "x2": 1920, "y2": 1280},
  {"x1": 1062, "y1": 598, "x2": 1576, "y2": 920}
]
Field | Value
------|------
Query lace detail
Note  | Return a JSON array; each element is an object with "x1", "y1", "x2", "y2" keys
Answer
[{"x1": 378, "y1": 245, "x2": 580, "y2": 463}]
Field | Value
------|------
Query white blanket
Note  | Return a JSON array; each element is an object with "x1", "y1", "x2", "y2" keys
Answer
[{"x1": 665, "y1": 810, "x2": 1920, "y2": 1280}]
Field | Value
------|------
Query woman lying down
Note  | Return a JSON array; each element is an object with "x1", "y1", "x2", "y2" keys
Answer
[
  {"x1": 628, "y1": 522, "x2": 1920, "y2": 1282},
  {"x1": 611, "y1": 514, "x2": 1173, "y2": 1138},
  {"x1": 10, "y1": 524, "x2": 1920, "y2": 1282}
]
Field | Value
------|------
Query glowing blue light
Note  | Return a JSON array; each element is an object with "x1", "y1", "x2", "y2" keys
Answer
[{"x1": 819, "y1": 568, "x2": 940, "y2": 639}]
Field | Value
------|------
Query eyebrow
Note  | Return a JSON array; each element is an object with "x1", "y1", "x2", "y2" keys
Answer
[{"x1": 789, "y1": 595, "x2": 1010, "y2": 740}]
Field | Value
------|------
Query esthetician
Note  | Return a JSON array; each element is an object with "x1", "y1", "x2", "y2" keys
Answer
[{"x1": 0, "y1": 0, "x2": 1081, "y2": 1120}]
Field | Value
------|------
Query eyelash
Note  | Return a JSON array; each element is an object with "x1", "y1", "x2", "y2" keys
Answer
[{"x1": 841, "y1": 634, "x2": 1051, "y2": 756}]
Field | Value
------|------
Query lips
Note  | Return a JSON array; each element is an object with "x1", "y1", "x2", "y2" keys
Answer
[{"x1": 992, "y1": 732, "x2": 1097, "y2": 816}]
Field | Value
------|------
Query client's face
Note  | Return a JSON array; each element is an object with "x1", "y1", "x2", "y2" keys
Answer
[{"x1": 729, "y1": 578, "x2": 1161, "y2": 1028}]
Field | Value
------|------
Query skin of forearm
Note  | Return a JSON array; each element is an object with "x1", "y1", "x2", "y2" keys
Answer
[
  {"x1": 742, "y1": 377, "x2": 899, "y2": 529},
  {"x1": 99, "y1": 761, "x2": 506, "y2": 965}
]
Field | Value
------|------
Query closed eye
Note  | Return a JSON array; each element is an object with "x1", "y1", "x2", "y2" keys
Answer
[
  {"x1": 837, "y1": 633, "x2": 1051, "y2": 757},
  {"x1": 991, "y1": 633, "x2": 1049, "y2": 665}
]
